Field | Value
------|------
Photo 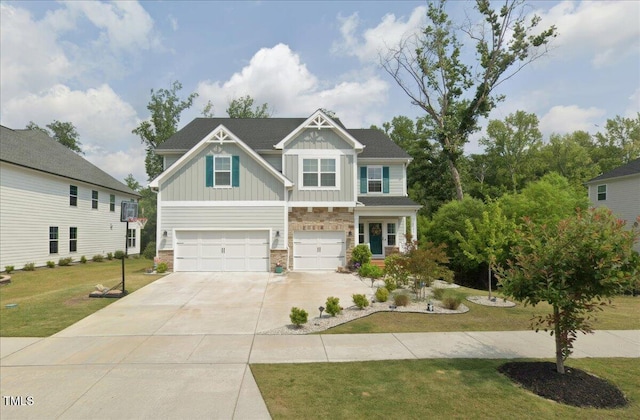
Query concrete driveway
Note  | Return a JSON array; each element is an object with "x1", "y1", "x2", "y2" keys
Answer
[{"x1": 0, "y1": 271, "x2": 372, "y2": 419}]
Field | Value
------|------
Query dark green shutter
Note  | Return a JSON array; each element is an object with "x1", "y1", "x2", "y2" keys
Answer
[
  {"x1": 360, "y1": 166, "x2": 367, "y2": 194},
  {"x1": 232, "y1": 155, "x2": 240, "y2": 187},
  {"x1": 382, "y1": 166, "x2": 390, "y2": 193},
  {"x1": 205, "y1": 155, "x2": 214, "y2": 187}
]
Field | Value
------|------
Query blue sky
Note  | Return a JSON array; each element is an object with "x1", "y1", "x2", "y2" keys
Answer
[{"x1": 1, "y1": 1, "x2": 638, "y2": 183}]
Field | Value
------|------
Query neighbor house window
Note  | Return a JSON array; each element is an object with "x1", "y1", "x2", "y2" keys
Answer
[
  {"x1": 302, "y1": 158, "x2": 336, "y2": 187},
  {"x1": 358, "y1": 223, "x2": 365, "y2": 244},
  {"x1": 92, "y1": 190, "x2": 98, "y2": 209},
  {"x1": 70, "y1": 185, "x2": 78, "y2": 206},
  {"x1": 49, "y1": 226, "x2": 59, "y2": 254},
  {"x1": 110, "y1": 194, "x2": 116, "y2": 212},
  {"x1": 69, "y1": 227, "x2": 77, "y2": 252},
  {"x1": 597, "y1": 185, "x2": 607, "y2": 201},
  {"x1": 368, "y1": 167, "x2": 382, "y2": 193},
  {"x1": 387, "y1": 223, "x2": 396, "y2": 246},
  {"x1": 214, "y1": 156, "x2": 231, "y2": 186},
  {"x1": 127, "y1": 229, "x2": 136, "y2": 248}
]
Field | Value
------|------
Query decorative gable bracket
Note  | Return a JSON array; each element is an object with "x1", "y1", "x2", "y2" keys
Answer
[
  {"x1": 206, "y1": 128, "x2": 233, "y2": 143},
  {"x1": 306, "y1": 115, "x2": 333, "y2": 130}
]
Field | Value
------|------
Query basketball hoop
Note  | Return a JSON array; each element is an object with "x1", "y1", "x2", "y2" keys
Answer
[{"x1": 127, "y1": 217, "x2": 148, "y2": 229}]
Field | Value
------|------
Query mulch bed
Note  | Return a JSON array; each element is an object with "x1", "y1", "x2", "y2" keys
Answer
[{"x1": 498, "y1": 361, "x2": 628, "y2": 409}]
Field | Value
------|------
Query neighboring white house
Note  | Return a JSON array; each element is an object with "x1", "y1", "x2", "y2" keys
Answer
[
  {"x1": 586, "y1": 158, "x2": 640, "y2": 253},
  {"x1": 0, "y1": 126, "x2": 141, "y2": 269},
  {"x1": 150, "y1": 110, "x2": 421, "y2": 272}
]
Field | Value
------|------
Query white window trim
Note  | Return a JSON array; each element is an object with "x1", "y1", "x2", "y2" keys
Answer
[
  {"x1": 91, "y1": 190, "x2": 99, "y2": 210},
  {"x1": 70, "y1": 185, "x2": 78, "y2": 207},
  {"x1": 213, "y1": 155, "x2": 232, "y2": 189},
  {"x1": 596, "y1": 184, "x2": 607, "y2": 201},
  {"x1": 298, "y1": 156, "x2": 340, "y2": 190},
  {"x1": 127, "y1": 228, "x2": 136, "y2": 248},
  {"x1": 367, "y1": 166, "x2": 383, "y2": 194}
]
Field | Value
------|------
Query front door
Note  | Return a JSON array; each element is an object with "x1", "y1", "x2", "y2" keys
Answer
[{"x1": 369, "y1": 223, "x2": 383, "y2": 255}]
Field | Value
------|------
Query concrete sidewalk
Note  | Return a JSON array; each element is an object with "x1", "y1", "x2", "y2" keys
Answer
[{"x1": 1, "y1": 330, "x2": 638, "y2": 419}]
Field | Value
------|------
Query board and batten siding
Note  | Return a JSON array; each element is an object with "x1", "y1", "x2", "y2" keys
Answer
[
  {"x1": 164, "y1": 154, "x2": 183, "y2": 170},
  {"x1": 358, "y1": 164, "x2": 405, "y2": 196},
  {"x1": 287, "y1": 128, "x2": 353, "y2": 150},
  {"x1": 284, "y1": 154, "x2": 354, "y2": 202},
  {"x1": 589, "y1": 175, "x2": 640, "y2": 252},
  {"x1": 0, "y1": 163, "x2": 140, "y2": 268},
  {"x1": 158, "y1": 205, "x2": 286, "y2": 251},
  {"x1": 261, "y1": 154, "x2": 283, "y2": 172},
  {"x1": 161, "y1": 144, "x2": 285, "y2": 201}
]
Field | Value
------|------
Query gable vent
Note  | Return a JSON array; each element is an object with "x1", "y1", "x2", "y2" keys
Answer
[
  {"x1": 306, "y1": 115, "x2": 333, "y2": 130},
  {"x1": 208, "y1": 129, "x2": 232, "y2": 143}
]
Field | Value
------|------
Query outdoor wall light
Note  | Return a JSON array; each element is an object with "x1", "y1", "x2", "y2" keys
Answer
[
  {"x1": 276, "y1": 231, "x2": 280, "y2": 237},
  {"x1": 163, "y1": 230, "x2": 168, "y2": 237},
  {"x1": 348, "y1": 230, "x2": 352, "y2": 236}
]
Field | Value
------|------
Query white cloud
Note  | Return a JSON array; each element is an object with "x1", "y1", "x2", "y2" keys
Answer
[
  {"x1": 539, "y1": 105, "x2": 606, "y2": 136},
  {"x1": 535, "y1": 1, "x2": 640, "y2": 68},
  {"x1": 626, "y1": 88, "x2": 640, "y2": 118},
  {"x1": 85, "y1": 146, "x2": 148, "y2": 185},
  {"x1": 332, "y1": 6, "x2": 426, "y2": 63},
  {"x1": 195, "y1": 44, "x2": 389, "y2": 127}
]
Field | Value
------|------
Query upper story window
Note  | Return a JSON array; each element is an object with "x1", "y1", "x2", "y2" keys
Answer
[
  {"x1": 597, "y1": 184, "x2": 607, "y2": 201},
  {"x1": 205, "y1": 155, "x2": 240, "y2": 188},
  {"x1": 110, "y1": 194, "x2": 116, "y2": 212},
  {"x1": 49, "y1": 226, "x2": 59, "y2": 254},
  {"x1": 91, "y1": 190, "x2": 98, "y2": 209},
  {"x1": 302, "y1": 158, "x2": 336, "y2": 188},
  {"x1": 70, "y1": 185, "x2": 78, "y2": 206},
  {"x1": 360, "y1": 166, "x2": 390, "y2": 194},
  {"x1": 368, "y1": 167, "x2": 382, "y2": 193}
]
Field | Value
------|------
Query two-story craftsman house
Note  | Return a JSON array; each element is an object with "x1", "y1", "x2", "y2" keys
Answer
[{"x1": 150, "y1": 110, "x2": 420, "y2": 271}]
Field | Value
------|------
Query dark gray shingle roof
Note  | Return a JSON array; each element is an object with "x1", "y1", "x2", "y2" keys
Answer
[
  {"x1": 358, "y1": 196, "x2": 421, "y2": 207},
  {"x1": 0, "y1": 126, "x2": 139, "y2": 196},
  {"x1": 157, "y1": 118, "x2": 411, "y2": 159},
  {"x1": 587, "y1": 158, "x2": 640, "y2": 183}
]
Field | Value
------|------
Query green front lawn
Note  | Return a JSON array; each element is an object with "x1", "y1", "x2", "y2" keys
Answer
[
  {"x1": 252, "y1": 358, "x2": 640, "y2": 419},
  {"x1": 0, "y1": 258, "x2": 160, "y2": 337},
  {"x1": 324, "y1": 286, "x2": 639, "y2": 334}
]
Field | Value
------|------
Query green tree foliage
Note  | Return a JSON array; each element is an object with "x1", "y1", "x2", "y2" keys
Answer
[
  {"x1": 456, "y1": 202, "x2": 516, "y2": 298},
  {"x1": 124, "y1": 173, "x2": 141, "y2": 192},
  {"x1": 226, "y1": 95, "x2": 271, "y2": 118},
  {"x1": 537, "y1": 131, "x2": 599, "y2": 186},
  {"x1": 594, "y1": 113, "x2": 640, "y2": 171},
  {"x1": 26, "y1": 120, "x2": 83, "y2": 154},
  {"x1": 420, "y1": 197, "x2": 486, "y2": 271},
  {"x1": 382, "y1": 0, "x2": 556, "y2": 200},
  {"x1": 498, "y1": 173, "x2": 589, "y2": 228},
  {"x1": 497, "y1": 208, "x2": 639, "y2": 374},
  {"x1": 132, "y1": 81, "x2": 198, "y2": 181},
  {"x1": 480, "y1": 111, "x2": 543, "y2": 192},
  {"x1": 404, "y1": 240, "x2": 453, "y2": 289}
]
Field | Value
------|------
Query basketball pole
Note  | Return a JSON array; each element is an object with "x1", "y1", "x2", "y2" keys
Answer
[{"x1": 121, "y1": 220, "x2": 128, "y2": 295}]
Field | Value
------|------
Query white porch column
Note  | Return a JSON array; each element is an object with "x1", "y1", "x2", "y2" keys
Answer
[
  {"x1": 354, "y1": 213, "x2": 359, "y2": 244},
  {"x1": 410, "y1": 212, "x2": 418, "y2": 242}
]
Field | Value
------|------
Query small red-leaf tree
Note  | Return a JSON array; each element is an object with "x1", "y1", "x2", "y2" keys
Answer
[{"x1": 497, "y1": 208, "x2": 639, "y2": 374}]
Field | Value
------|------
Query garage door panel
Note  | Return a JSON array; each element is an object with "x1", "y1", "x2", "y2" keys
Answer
[
  {"x1": 293, "y1": 231, "x2": 345, "y2": 270},
  {"x1": 174, "y1": 230, "x2": 269, "y2": 272}
]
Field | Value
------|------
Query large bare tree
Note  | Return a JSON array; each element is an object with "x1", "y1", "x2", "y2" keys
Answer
[{"x1": 382, "y1": 0, "x2": 556, "y2": 200}]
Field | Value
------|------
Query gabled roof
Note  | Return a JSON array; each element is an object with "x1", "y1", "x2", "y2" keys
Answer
[
  {"x1": 0, "y1": 125, "x2": 139, "y2": 196},
  {"x1": 273, "y1": 110, "x2": 364, "y2": 151},
  {"x1": 150, "y1": 124, "x2": 293, "y2": 188},
  {"x1": 156, "y1": 115, "x2": 411, "y2": 159},
  {"x1": 586, "y1": 158, "x2": 640, "y2": 183}
]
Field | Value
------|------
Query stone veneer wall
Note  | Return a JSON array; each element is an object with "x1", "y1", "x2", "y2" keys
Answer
[
  {"x1": 270, "y1": 249, "x2": 289, "y2": 272},
  {"x1": 157, "y1": 250, "x2": 174, "y2": 271},
  {"x1": 288, "y1": 207, "x2": 355, "y2": 269}
]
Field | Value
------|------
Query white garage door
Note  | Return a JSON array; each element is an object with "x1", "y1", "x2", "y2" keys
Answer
[
  {"x1": 293, "y1": 231, "x2": 345, "y2": 270},
  {"x1": 174, "y1": 230, "x2": 269, "y2": 272}
]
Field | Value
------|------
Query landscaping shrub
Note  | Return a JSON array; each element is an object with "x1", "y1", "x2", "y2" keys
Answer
[
  {"x1": 46, "y1": 261, "x2": 55, "y2": 268},
  {"x1": 384, "y1": 253, "x2": 410, "y2": 287},
  {"x1": 441, "y1": 290, "x2": 464, "y2": 310},
  {"x1": 383, "y1": 276, "x2": 398, "y2": 292},
  {"x1": 23, "y1": 262, "x2": 36, "y2": 271},
  {"x1": 394, "y1": 293, "x2": 411, "y2": 307},
  {"x1": 352, "y1": 294, "x2": 369, "y2": 309},
  {"x1": 289, "y1": 307, "x2": 308, "y2": 327},
  {"x1": 80, "y1": 256, "x2": 87, "y2": 264},
  {"x1": 106, "y1": 252, "x2": 114, "y2": 260},
  {"x1": 92, "y1": 254, "x2": 104, "y2": 262},
  {"x1": 351, "y1": 244, "x2": 372, "y2": 266},
  {"x1": 58, "y1": 257, "x2": 73, "y2": 266},
  {"x1": 432, "y1": 287, "x2": 446, "y2": 301},
  {"x1": 114, "y1": 250, "x2": 125, "y2": 260},
  {"x1": 142, "y1": 242, "x2": 156, "y2": 260},
  {"x1": 325, "y1": 296, "x2": 341, "y2": 316},
  {"x1": 375, "y1": 287, "x2": 389, "y2": 302},
  {"x1": 156, "y1": 262, "x2": 168, "y2": 274},
  {"x1": 358, "y1": 263, "x2": 383, "y2": 287},
  {"x1": 5, "y1": 265, "x2": 15, "y2": 274}
]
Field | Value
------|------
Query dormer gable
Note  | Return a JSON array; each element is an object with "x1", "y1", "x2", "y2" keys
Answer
[{"x1": 274, "y1": 110, "x2": 364, "y2": 152}]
